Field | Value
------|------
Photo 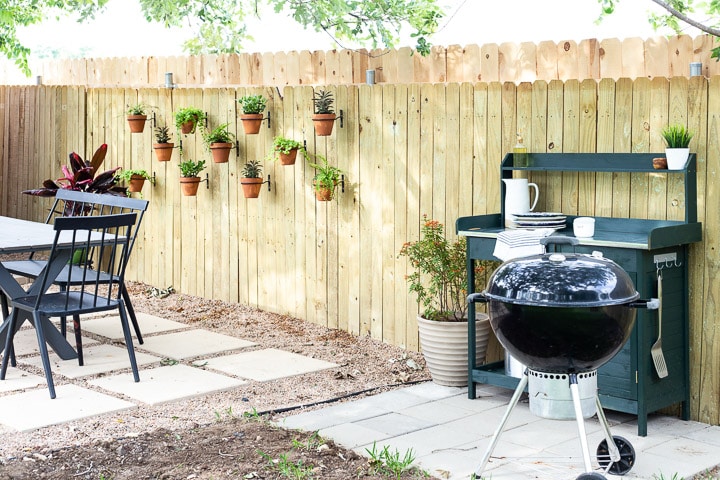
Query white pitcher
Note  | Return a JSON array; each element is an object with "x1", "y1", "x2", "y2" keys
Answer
[{"x1": 502, "y1": 178, "x2": 539, "y2": 227}]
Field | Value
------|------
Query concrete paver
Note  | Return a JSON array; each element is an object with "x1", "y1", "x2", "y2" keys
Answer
[
  {"x1": 204, "y1": 348, "x2": 337, "y2": 381},
  {"x1": 136, "y1": 329, "x2": 255, "y2": 359}
]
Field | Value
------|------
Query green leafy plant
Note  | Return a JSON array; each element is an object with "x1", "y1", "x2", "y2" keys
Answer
[
  {"x1": 174, "y1": 107, "x2": 206, "y2": 134},
  {"x1": 258, "y1": 450, "x2": 314, "y2": 480},
  {"x1": 241, "y1": 160, "x2": 263, "y2": 178},
  {"x1": 116, "y1": 168, "x2": 152, "y2": 183},
  {"x1": 202, "y1": 122, "x2": 236, "y2": 149},
  {"x1": 267, "y1": 136, "x2": 305, "y2": 162},
  {"x1": 154, "y1": 126, "x2": 172, "y2": 143},
  {"x1": 179, "y1": 159, "x2": 206, "y2": 177},
  {"x1": 365, "y1": 442, "x2": 417, "y2": 479},
  {"x1": 238, "y1": 94, "x2": 267, "y2": 114},
  {"x1": 661, "y1": 124, "x2": 693, "y2": 148},
  {"x1": 399, "y1": 215, "x2": 497, "y2": 322},
  {"x1": 126, "y1": 103, "x2": 149, "y2": 115},
  {"x1": 309, "y1": 154, "x2": 343, "y2": 191},
  {"x1": 312, "y1": 89, "x2": 334, "y2": 114}
]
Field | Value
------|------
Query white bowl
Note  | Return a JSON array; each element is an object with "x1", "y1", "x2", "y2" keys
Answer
[{"x1": 573, "y1": 217, "x2": 595, "y2": 237}]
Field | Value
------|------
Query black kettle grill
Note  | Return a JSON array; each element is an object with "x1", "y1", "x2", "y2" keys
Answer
[{"x1": 468, "y1": 237, "x2": 659, "y2": 479}]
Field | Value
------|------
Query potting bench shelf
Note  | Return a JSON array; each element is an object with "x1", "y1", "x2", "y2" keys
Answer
[{"x1": 458, "y1": 153, "x2": 702, "y2": 436}]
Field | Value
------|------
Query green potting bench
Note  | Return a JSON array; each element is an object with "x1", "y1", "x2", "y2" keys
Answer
[{"x1": 457, "y1": 153, "x2": 702, "y2": 436}]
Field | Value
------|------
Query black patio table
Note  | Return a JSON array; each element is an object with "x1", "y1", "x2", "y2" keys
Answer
[{"x1": 0, "y1": 215, "x2": 118, "y2": 360}]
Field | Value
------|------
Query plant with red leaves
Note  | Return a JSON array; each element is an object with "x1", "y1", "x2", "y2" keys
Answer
[{"x1": 23, "y1": 144, "x2": 127, "y2": 198}]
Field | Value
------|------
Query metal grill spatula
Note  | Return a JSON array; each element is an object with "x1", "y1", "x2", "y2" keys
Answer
[{"x1": 651, "y1": 274, "x2": 669, "y2": 378}]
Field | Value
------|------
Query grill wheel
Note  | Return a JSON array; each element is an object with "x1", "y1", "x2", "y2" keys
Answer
[{"x1": 596, "y1": 435, "x2": 636, "y2": 475}]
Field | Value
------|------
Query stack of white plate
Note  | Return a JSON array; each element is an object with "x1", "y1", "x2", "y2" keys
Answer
[{"x1": 511, "y1": 212, "x2": 567, "y2": 230}]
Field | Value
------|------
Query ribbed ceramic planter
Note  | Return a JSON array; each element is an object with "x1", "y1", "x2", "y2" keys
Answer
[{"x1": 417, "y1": 313, "x2": 491, "y2": 387}]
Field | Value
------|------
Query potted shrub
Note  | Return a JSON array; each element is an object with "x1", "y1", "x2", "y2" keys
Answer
[
  {"x1": 117, "y1": 169, "x2": 153, "y2": 193},
  {"x1": 127, "y1": 103, "x2": 149, "y2": 133},
  {"x1": 175, "y1": 107, "x2": 206, "y2": 135},
  {"x1": 661, "y1": 124, "x2": 693, "y2": 170},
  {"x1": 203, "y1": 123, "x2": 236, "y2": 163},
  {"x1": 268, "y1": 136, "x2": 304, "y2": 166},
  {"x1": 238, "y1": 94, "x2": 267, "y2": 134},
  {"x1": 153, "y1": 126, "x2": 174, "y2": 162},
  {"x1": 178, "y1": 159, "x2": 206, "y2": 196},
  {"x1": 309, "y1": 155, "x2": 343, "y2": 201},
  {"x1": 240, "y1": 160, "x2": 264, "y2": 198},
  {"x1": 312, "y1": 89, "x2": 336, "y2": 136},
  {"x1": 399, "y1": 215, "x2": 496, "y2": 387}
]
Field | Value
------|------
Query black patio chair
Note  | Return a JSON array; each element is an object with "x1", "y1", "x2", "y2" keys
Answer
[
  {"x1": 0, "y1": 213, "x2": 141, "y2": 399},
  {"x1": 1, "y1": 189, "x2": 149, "y2": 345}
]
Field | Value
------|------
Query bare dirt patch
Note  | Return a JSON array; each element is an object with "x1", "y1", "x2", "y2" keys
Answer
[{"x1": 0, "y1": 281, "x2": 434, "y2": 479}]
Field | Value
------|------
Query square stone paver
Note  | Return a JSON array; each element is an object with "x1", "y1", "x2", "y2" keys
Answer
[
  {"x1": 136, "y1": 329, "x2": 255, "y2": 360},
  {"x1": 0, "y1": 367, "x2": 47, "y2": 393},
  {"x1": 205, "y1": 348, "x2": 337, "y2": 381},
  {"x1": 11, "y1": 328, "x2": 98, "y2": 357},
  {"x1": 19, "y1": 344, "x2": 160, "y2": 378},
  {"x1": 90, "y1": 364, "x2": 246, "y2": 405},
  {"x1": 80, "y1": 313, "x2": 190, "y2": 340},
  {"x1": 0, "y1": 384, "x2": 135, "y2": 431}
]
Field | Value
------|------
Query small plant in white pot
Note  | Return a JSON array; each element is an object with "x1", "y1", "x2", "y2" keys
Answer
[
  {"x1": 399, "y1": 215, "x2": 498, "y2": 387},
  {"x1": 661, "y1": 124, "x2": 693, "y2": 170}
]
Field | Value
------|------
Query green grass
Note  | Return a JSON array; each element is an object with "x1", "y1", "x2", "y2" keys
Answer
[{"x1": 366, "y1": 442, "x2": 418, "y2": 479}]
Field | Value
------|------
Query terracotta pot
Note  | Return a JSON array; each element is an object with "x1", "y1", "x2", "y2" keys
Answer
[
  {"x1": 180, "y1": 176, "x2": 201, "y2": 196},
  {"x1": 312, "y1": 113, "x2": 336, "y2": 136},
  {"x1": 315, "y1": 186, "x2": 334, "y2": 201},
  {"x1": 128, "y1": 175, "x2": 146, "y2": 193},
  {"x1": 417, "y1": 313, "x2": 491, "y2": 387},
  {"x1": 153, "y1": 143, "x2": 174, "y2": 162},
  {"x1": 180, "y1": 120, "x2": 196, "y2": 134},
  {"x1": 127, "y1": 115, "x2": 147, "y2": 133},
  {"x1": 210, "y1": 142, "x2": 233, "y2": 163},
  {"x1": 241, "y1": 177, "x2": 263, "y2": 198},
  {"x1": 278, "y1": 147, "x2": 299, "y2": 166},
  {"x1": 241, "y1": 114, "x2": 264, "y2": 134}
]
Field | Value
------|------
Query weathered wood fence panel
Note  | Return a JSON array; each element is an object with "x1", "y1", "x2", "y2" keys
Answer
[
  {"x1": 0, "y1": 78, "x2": 718, "y2": 427},
  {"x1": 4, "y1": 35, "x2": 720, "y2": 87}
]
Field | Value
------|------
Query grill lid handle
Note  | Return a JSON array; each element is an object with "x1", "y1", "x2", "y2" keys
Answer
[{"x1": 540, "y1": 236, "x2": 580, "y2": 247}]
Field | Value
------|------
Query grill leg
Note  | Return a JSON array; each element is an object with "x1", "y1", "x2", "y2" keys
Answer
[
  {"x1": 595, "y1": 397, "x2": 621, "y2": 469},
  {"x1": 569, "y1": 373, "x2": 593, "y2": 473},
  {"x1": 475, "y1": 369, "x2": 529, "y2": 476}
]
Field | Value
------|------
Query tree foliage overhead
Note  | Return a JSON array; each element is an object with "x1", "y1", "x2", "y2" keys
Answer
[
  {"x1": 2, "y1": 0, "x2": 443, "y2": 76},
  {"x1": 598, "y1": 0, "x2": 720, "y2": 58}
]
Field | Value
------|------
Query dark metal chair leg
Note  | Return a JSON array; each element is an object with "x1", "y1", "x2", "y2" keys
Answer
[
  {"x1": 118, "y1": 301, "x2": 140, "y2": 382},
  {"x1": 0, "y1": 293, "x2": 17, "y2": 367},
  {"x1": 0, "y1": 309, "x2": 18, "y2": 380},
  {"x1": 33, "y1": 312, "x2": 56, "y2": 399},
  {"x1": 121, "y1": 285, "x2": 143, "y2": 344},
  {"x1": 73, "y1": 314, "x2": 83, "y2": 366}
]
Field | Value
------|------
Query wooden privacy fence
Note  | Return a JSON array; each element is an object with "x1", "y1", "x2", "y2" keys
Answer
[
  {"x1": 0, "y1": 77, "x2": 718, "y2": 428},
  {"x1": 4, "y1": 34, "x2": 720, "y2": 87}
]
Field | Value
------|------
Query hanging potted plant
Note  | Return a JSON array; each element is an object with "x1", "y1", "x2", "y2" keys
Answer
[
  {"x1": 126, "y1": 103, "x2": 149, "y2": 133},
  {"x1": 238, "y1": 94, "x2": 267, "y2": 134},
  {"x1": 240, "y1": 160, "x2": 264, "y2": 198},
  {"x1": 116, "y1": 169, "x2": 153, "y2": 193},
  {"x1": 202, "y1": 123, "x2": 236, "y2": 163},
  {"x1": 175, "y1": 107, "x2": 206, "y2": 135},
  {"x1": 267, "y1": 136, "x2": 304, "y2": 166},
  {"x1": 661, "y1": 124, "x2": 693, "y2": 170},
  {"x1": 312, "y1": 90, "x2": 336, "y2": 136},
  {"x1": 178, "y1": 159, "x2": 206, "y2": 196},
  {"x1": 399, "y1": 215, "x2": 497, "y2": 387},
  {"x1": 309, "y1": 155, "x2": 343, "y2": 201},
  {"x1": 153, "y1": 126, "x2": 174, "y2": 162}
]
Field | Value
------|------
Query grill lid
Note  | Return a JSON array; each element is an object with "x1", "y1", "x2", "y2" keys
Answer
[{"x1": 484, "y1": 249, "x2": 639, "y2": 307}]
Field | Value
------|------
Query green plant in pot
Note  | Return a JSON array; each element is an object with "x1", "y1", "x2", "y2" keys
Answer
[
  {"x1": 309, "y1": 154, "x2": 343, "y2": 201},
  {"x1": 238, "y1": 94, "x2": 267, "y2": 134},
  {"x1": 267, "y1": 136, "x2": 304, "y2": 165},
  {"x1": 126, "y1": 102, "x2": 150, "y2": 133},
  {"x1": 116, "y1": 168, "x2": 153, "y2": 193},
  {"x1": 175, "y1": 107, "x2": 206, "y2": 135},
  {"x1": 661, "y1": 124, "x2": 693, "y2": 170},
  {"x1": 399, "y1": 215, "x2": 498, "y2": 387},
  {"x1": 178, "y1": 159, "x2": 206, "y2": 196},
  {"x1": 202, "y1": 123, "x2": 236, "y2": 163},
  {"x1": 311, "y1": 89, "x2": 336, "y2": 136},
  {"x1": 240, "y1": 160, "x2": 264, "y2": 198},
  {"x1": 153, "y1": 126, "x2": 174, "y2": 162}
]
